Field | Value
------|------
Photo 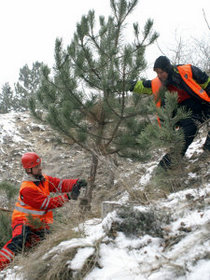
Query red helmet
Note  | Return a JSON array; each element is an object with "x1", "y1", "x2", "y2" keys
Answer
[{"x1": 21, "y1": 152, "x2": 41, "y2": 169}]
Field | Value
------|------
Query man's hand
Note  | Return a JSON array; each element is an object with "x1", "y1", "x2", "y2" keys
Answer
[
  {"x1": 70, "y1": 179, "x2": 87, "y2": 200},
  {"x1": 129, "y1": 80, "x2": 137, "y2": 91},
  {"x1": 77, "y1": 179, "x2": 87, "y2": 188}
]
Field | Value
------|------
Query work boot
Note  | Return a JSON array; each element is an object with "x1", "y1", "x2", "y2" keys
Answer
[
  {"x1": 203, "y1": 132, "x2": 210, "y2": 152},
  {"x1": 158, "y1": 154, "x2": 172, "y2": 170}
]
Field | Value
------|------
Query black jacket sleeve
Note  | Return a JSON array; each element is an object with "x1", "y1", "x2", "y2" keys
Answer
[
  {"x1": 191, "y1": 65, "x2": 210, "y2": 96},
  {"x1": 191, "y1": 65, "x2": 208, "y2": 83}
]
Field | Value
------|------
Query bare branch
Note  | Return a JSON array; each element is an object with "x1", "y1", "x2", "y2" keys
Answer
[{"x1": 202, "y1": 9, "x2": 210, "y2": 31}]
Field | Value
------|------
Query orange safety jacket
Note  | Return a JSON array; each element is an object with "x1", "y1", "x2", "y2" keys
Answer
[
  {"x1": 12, "y1": 175, "x2": 53, "y2": 228},
  {"x1": 151, "y1": 64, "x2": 210, "y2": 106},
  {"x1": 151, "y1": 77, "x2": 162, "y2": 126},
  {"x1": 178, "y1": 65, "x2": 210, "y2": 103},
  {"x1": 151, "y1": 64, "x2": 210, "y2": 126}
]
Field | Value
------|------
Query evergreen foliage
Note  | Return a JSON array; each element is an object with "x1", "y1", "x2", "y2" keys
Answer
[
  {"x1": 137, "y1": 91, "x2": 191, "y2": 162},
  {"x1": 0, "y1": 83, "x2": 15, "y2": 113},
  {"x1": 14, "y1": 62, "x2": 45, "y2": 111},
  {"x1": 0, "y1": 212, "x2": 12, "y2": 248},
  {"x1": 0, "y1": 181, "x2": 18, "y2": 248},
  {"x1": 0, "y1": 62, "x2": 45, "y2": 113},
  {"x1": 114, "y1": 206, "x2": 170, "y2": 237},
  {"x1": 28, "y1": 0, "x2": 158, "y2": 206},
  {"x1": 0, "y1": 181, "x2": 19, "y2": 204}
]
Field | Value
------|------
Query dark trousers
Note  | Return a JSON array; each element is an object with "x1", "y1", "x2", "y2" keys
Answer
[
  {"x1": 0, "y1": 221, "x2": 48, "y2": 270},
  {"x1": 159, "y1": 100, "x2": 210, "y2": 169}
]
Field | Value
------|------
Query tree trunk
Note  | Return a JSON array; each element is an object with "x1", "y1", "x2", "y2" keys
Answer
[
  {"x1": 106, "y1": 155, "x2": 116, "y2": 188},
  {"x1": 79, "y1": 152, "x2": 98, "y2": 212}
]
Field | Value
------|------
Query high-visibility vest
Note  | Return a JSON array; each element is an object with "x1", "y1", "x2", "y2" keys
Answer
[
  {"x1": 151, "y1": 64, "x2": 210, "y2": 106},
  {"x1": 12, "y1": 175, "x2": 53, "y2": 228},
  {"x1": 178, "y1": 65, "x2": 210, "y2": 103},
  {"x1": 151, "y1": 77, "x2": 162, "y2": 126},
  {"x1": 151, "y1": 77, "x2": 162, "y2": 107},
  {"x1": 151, "y1": 65, "x2": 210, "y2": 126}
]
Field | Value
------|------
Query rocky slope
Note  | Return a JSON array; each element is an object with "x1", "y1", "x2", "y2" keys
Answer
[
  {"x1": 1, "y1": 112, "x2": 208, "y2": 201},
  {"x1": 0, "y1": 112, "x2": 209, "y2": 280}
]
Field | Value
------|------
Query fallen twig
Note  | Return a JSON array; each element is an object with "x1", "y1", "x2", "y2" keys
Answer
[{"x1": 0, "y1": 207, "x2": 12, "y2": 213}]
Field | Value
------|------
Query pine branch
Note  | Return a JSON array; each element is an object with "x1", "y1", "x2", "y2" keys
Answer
[
  {"x1": 105, "y1": 118, "x2": 123, "y2": 147},
  {"x1": 46, "y1": 67, "x2": 100, "y2": 124},
  {"x1": 78, "y1": 42, "x2": 101, "y2": 81},
  {"x1": 52, "y1": 117, "x2": 95, "y2": 154},
  {"x1": 63, "y1": 113, "x2": 111, "y2": 141}
]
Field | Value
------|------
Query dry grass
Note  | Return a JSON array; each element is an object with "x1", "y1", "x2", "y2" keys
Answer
[
  {"x1": 13, "y1": 201, "x2": 100, "y2": 280},
  {"x1": 14, "y1": 226, "x2": 79, "y2": 279},
  {"x1": 15, "y1": 226, "x2": 102, "y2": 280},
  {"x1": 6, "y1": 143, "x2": 209, "y2": 279}
]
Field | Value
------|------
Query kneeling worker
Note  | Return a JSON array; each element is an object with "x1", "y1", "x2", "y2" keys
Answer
[{"x1": 0, "y1": 152, "x2": 87, "y2": 271}]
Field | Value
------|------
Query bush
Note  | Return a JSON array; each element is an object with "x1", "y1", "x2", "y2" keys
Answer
[
  {"x1": 0, "y1": 181, "x2": 19, "y2": 204},
  {"x1": 0, "y1": 212, "x2": 12, "y2": 248},
  {"x1": 0, "y1": 181, "x2": 18, "y2": 248},
  {"x1": 113, "y1": 206, "x2": 170, "y2": 238}
]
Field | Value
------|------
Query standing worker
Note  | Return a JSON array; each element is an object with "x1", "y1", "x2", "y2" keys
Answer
[
  {"x1": 130, "y1": 56, "x2": 210, "y2": 169},
  {"x1": 0, "y1": 152, "x2": 87, "y2": 271}
]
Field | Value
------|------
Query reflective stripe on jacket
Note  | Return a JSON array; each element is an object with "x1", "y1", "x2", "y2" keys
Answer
[
  {"x1": 12, "y1": 175, "x2": 53, "y2": 227},
  {"x1": 177, "y1": 65, "x2": 210, "y2": 103}
]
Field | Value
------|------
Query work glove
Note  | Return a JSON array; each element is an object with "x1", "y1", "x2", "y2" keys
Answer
[
  {"x1": 117, "y1": 80, "x2": 137, "y2": 91},
  {"x1": 76, "y1": 179, "x2": 88, "y2": 188},
  {"x1": 129, "y1": 80, "x2": 137, "y2": 91},
  {"x1": 69, "y1": 179, "x2": 87, "y2": 200}
]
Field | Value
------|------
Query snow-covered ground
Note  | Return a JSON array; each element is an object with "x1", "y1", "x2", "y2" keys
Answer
[
  {"x1": 0, "y1": 112, "x2": 209, "y2": 280},
  {"x1": 3, "y1": 183, "x2": 209, "y2": 280},
  {"x1": 40, "y1": 182, "x2": 209, "y2": 280}
]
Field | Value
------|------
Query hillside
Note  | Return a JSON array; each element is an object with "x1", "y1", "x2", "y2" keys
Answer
[{"x1": 0, "y1": 112, "x2": 209, "y2": 280}]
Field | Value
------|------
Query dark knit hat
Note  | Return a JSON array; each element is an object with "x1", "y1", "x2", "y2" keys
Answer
[{"x1": 153, "y1": 56, "x2": 172, "y2": 73}]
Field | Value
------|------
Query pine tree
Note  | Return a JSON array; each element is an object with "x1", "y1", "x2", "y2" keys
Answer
[
  {"x1": 14, "y1": 62, "x2": 45, "y2": 111},
  {"x1": 0, "y1": 83, "x2": 14, "y2": 113},
  {"x1": 29, "y1": 0, "x2": 158, "y2": 208},
  {"x1": 137, "y1": 90, "x2": 191, "y2": 167}
]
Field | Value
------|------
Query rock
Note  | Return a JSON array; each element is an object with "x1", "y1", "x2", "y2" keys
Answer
[{"x1": 101, "y1": 201, "x2": 122, "y2": 218}]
